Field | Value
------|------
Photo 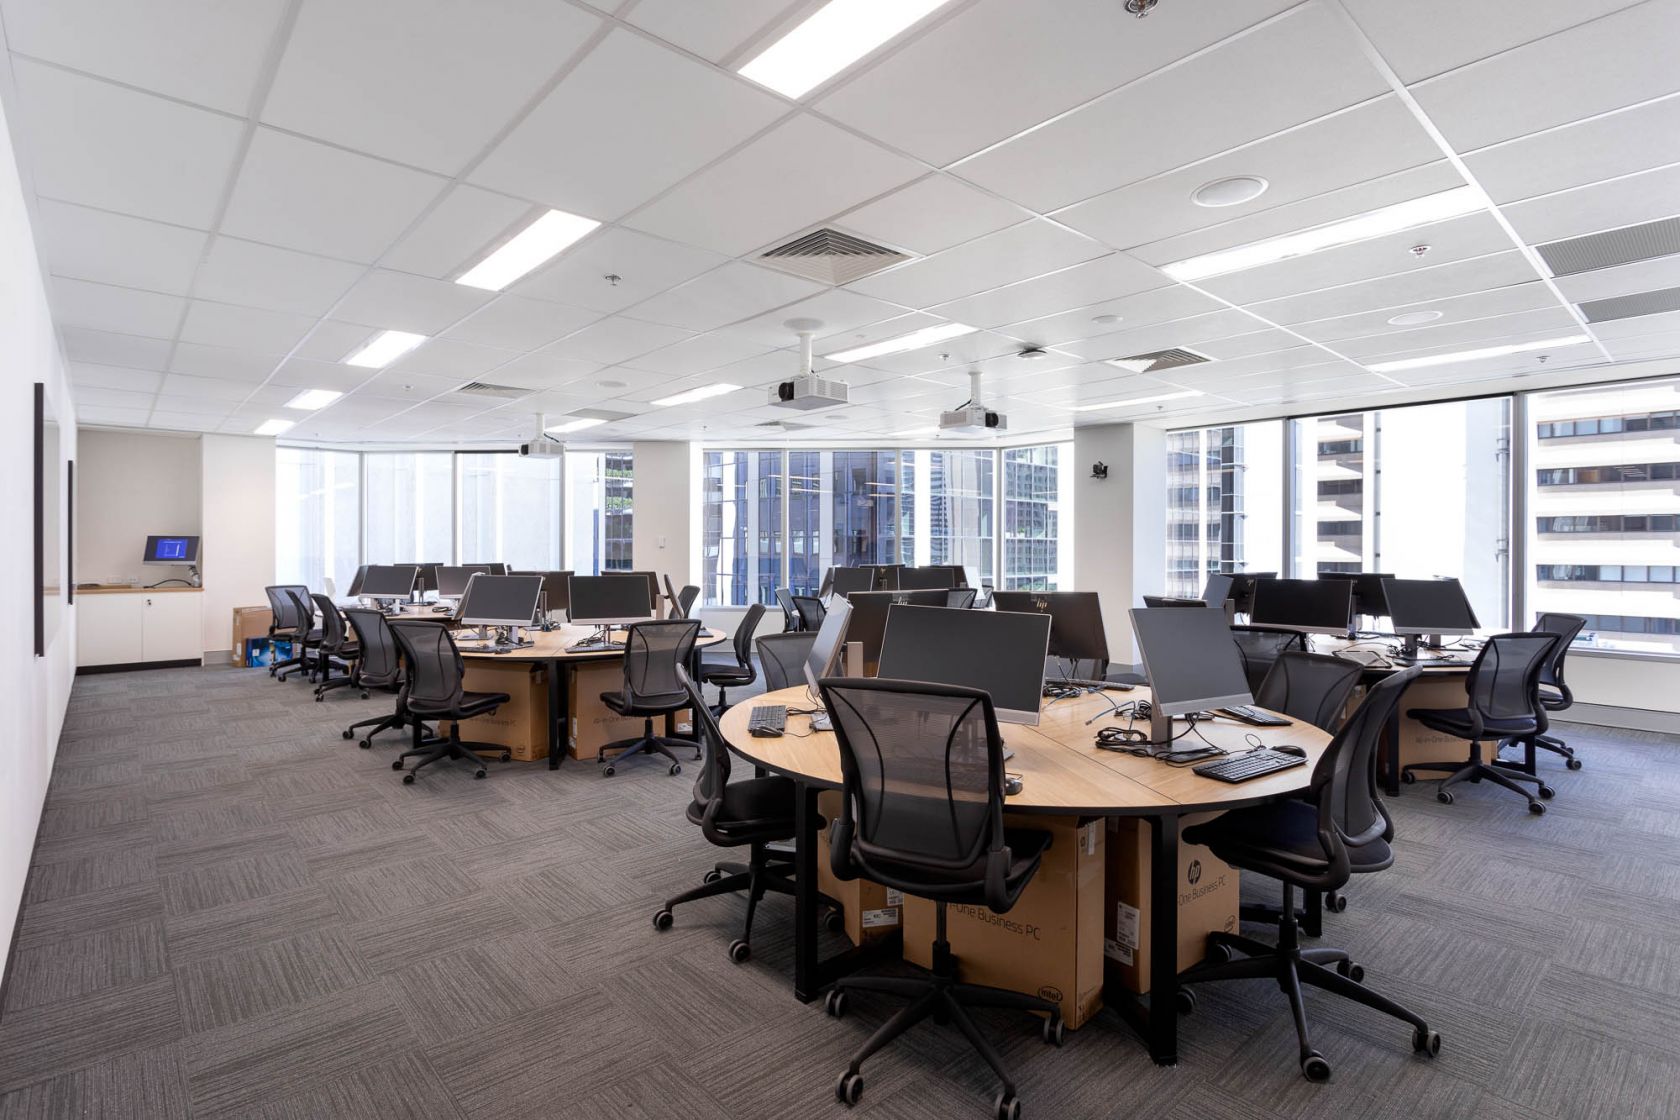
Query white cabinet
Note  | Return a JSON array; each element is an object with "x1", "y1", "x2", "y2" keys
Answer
[{"x1": 77, "y1": 589, "x2": 203, "y2": 669}]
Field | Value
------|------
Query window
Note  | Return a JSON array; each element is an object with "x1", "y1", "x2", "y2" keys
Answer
[
  {"x1": 275, "y1": 447, "x2": 360, "y2": 596},
  {"x1": 925, "y1": 449, "x2": 994, "y2": 586},
  {"x1": 1164, "y1": 422, "x2": 1283, "y2": 597},
  {"x1": 365, "y1": 452, "x2": 452, "y2": 565},
  {"x1": 458, "y1": 452, "x2": 561, "y2": 570},
  {"x1": 564, "y1": 451, "x2": 634, "y2": 575},
  {"x1": 1528, "y1": 377, "x2": 1680, "y2": 653},
  {"x1": 1002, "y1": 444, "x2": 1070, "y2": 590},
  {"x1": 701, "y1": 450, "x2": 783, "y2": 606}
]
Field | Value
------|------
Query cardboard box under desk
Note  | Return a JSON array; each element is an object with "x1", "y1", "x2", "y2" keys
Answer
[
  {"x1": 439, "y1": 662, "x2": 549, "y2": 762},
  {"x1": 231, "y1": 606, "x2": 273, "y2": 667},
  {"x1": 1104, "y1": 813, "x2": 1240, "y2": 996},
  {"x1": 1394, "y1": 675, "x2": 1478, "y2": 768},
  {"x1": 903, "y1": 815, "x2": 1106, "y2": 1030},
  {"x1": 815, "y1": 791, "x2": 902, "y2": 946},
  {"x1": 567, "y1": 660, "x2": 692, "y2": 761}
]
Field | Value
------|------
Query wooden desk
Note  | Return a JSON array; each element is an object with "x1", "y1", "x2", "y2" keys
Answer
[{"x1": 720, "y1": 685, "x2": 1330, "y2": 1066}]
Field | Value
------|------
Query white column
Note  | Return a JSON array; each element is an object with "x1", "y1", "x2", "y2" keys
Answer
[
  {"x1": 1072, "y1": 423, "x2": 1167, "y2": 668},
  {"x1": 632, "y1": 441, "x2": 697, "y2": 586}
]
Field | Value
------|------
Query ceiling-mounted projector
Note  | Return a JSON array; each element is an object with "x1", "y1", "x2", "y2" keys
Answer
[
  {"x1": 939, "y1": 370, "x2": 1008, "y2": 435},
  {"x1": 771, "y1": 318, "x2": 849, "y2": 411}
]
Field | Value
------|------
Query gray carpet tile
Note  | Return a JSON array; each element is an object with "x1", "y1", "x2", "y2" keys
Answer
[{"x1": 0, "y1": 670, "x2": 1676, "y2": 1118}]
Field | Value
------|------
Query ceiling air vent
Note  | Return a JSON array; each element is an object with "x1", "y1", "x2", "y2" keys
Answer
[
  {"x1": 1577, "y1": 283, "x2": 1680, "y2": 324},
  {"x1": 1538, "y1": 215, "x2": 1680, "y2": 277},
  {"x1": 456, "y1": 381, "x2": 531, "y2": 399},
  {"x1": 759, "y1": 228, "x2": 910, "y2": 285},
  {"x1": 1103, "y1": 347, "x2": 1213, "y2": 374},
  {"x1": 754, "y1": 419, "x2": 812, "y2": 432}
]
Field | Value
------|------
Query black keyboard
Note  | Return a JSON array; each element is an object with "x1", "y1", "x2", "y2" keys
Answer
[
  {"x1": 1218, "y1": 705, "x2": 1291, "y2": 727},
  {"x1": 1194, "y1": 749, "x2": 1306, "y2": 783},
  {"x1": 749, "y1": 705, "x2": 787, "y2": 737}
]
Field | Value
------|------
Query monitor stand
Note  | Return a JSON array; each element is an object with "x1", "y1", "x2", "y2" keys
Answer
[
  {"x1": 1398, "y1": 634, "x2": 1447, "y2": 658},
  {"x1": 1150, "y1": 704, "x2": 1173, "y2": 747}
]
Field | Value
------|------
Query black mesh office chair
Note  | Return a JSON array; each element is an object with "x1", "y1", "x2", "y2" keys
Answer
[
  {"x1": 598, "y1": 619, "x2": 702, "y2": 777},
  {"x1": 776, "y1": 588, "x2": 800, "y2": 632},
  {"x1": 675, "y1": 584, "x2": 700, "y2": 620},
  {"x1": 264, "y1": 585, "x2": 313, "y2": 679},
  {"x1": 662, "y1": 573, "x2": 681, "y2": 619},
  {"x1": 281, "y1": 588, "x2": 323, "y2": 683},
  {"x1": 386, "y1": 619, "x2": 511, "y2": 783},
  {"x1": 701, "y1": 602, "x2": 764, "y2": 713},
  {"x1": 653, "y1": 670, "x2": 800, "y2": 963},
  {"x1": 1402, "y1": 632, "x2": 1560, "y2": 813},
  {"x1": 946, "y1": 587, "x2": 978, "y2": 609},
  {"x1": 1230, "y1": 624, "x2": 1309, "y2": 695},
  {"x1": 1256, "y1": 651, "x2": 1364, "y2": 734},
  {"x1": 1178, "y1": 667, "x2": 1439, "y2": 1082},
  {"x1": 309, "y1": 594, "x2": 360, "y2": 702},
  {"x1": 974, "y1": 583, "x2": 994, "y2": 609},
  {"x1": 1526, "y1": 612, "x2": 1587, "y2": 770},
  {"x1": 817, "y1": 678, "x2": 1063, "y2": 1119},
  {"x1": 756, "y1": 632, "x2": 817, "y2": 691},
  {"x1": 341, "y1": 608, "x2": 418, "y2": 748},
  {"x1": 792, "y1": 594, "x2": 826, "y2": 632}
]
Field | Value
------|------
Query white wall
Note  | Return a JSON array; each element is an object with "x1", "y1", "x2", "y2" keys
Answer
[
  {"x1": 76, "y1": 429, "x2": 202, "y2": 585},
  {"x1": 0, "y1": 91, "x2": 77, "y2": 975},
  {"x1": 631, "y1": 441, "x2": 699, "y2": 590},
  {"x1": 1072, "y1": 423, "x2": 1167, "y2": 666},
  {"x1": 201, "y1": 435, "x2": 276, "y2": 657}
]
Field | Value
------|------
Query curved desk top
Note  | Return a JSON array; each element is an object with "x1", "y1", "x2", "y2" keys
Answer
[
  {"x1": 719, "y1": 686, "x2": 1332, "y2": 818},
  {"x1": 453, "y1": 621, "x2": 727, "y2": 661}
]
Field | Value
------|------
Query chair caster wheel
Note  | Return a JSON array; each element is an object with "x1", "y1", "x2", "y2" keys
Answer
[
  {"x1": 1324, "y1": 891, "x2": 1348, "y2": 914},
  {"x1": 727, "y1": 938, "x2": 751, "y2": 964},
  {"x1": 825, "y1": 989, "x2": 848, "y2": 1018},
  {"x1": 1336, "y1": 960, "x2": 1365, "y2": 983},
  {"x1": 315, "y1": 694, "x2": 324, "y2": 703},
  {"x1": 1538, "y1": 785, "x2": 1555, "y2": 800},
  {"x1": 360, "y1": 691, "x2": 370, "y2": 700},
  {"x1": 1413, "y1": 1027, "x2": 1442, "y2": 1057},
  {"x1": 1400, "y1": 771, "x2": 1416, "y2": 784},
  {"x1": 1436, "y1": 791, "x2": 1454, "y2": 805},
  {"x1": 1207, "y1": 942, "x2": 1234, "y2": 964},
  {"x1": 822, "y1": 906, "x2": 845, "y2": 934},
  {"x1": 1566, "y1": 758, "x2": 1583, "y2": 771},
  {"x1": 500, "y1": 751, "x2": 511, "y2": 763},
  {"x1": 1301, "y1": 1052, "x2": 1332, "y2": 1082},
  {"x1": 702, "y1": 869, "x2": 724, "y2": 885},
  {"x1": 358, "y1": 740, "x2": 371, "y2": 750},
  {"x1": 1042, "y1": 1013, "x2": 1065, "y2": 1047},
  {"x1": 994, "y1": 1091, "x2": 1021, "y2": 1120},
  {"x1": 392, "y1": 759, "x2": 404, "y2": 770},
  {"x1": 836, "y1": 1071, "x2": 862, "y2": 1107},
  {"x1": 473, "y1": 769, "x2": 486, "y2": 779},
  {"x1": 401, "y1": 774, "x2": 415, "y2": 784},
  {"x1": 342, "y1": 729, "x2": 353, "y2": 740},
  {"x1": 693, "y1": 748, "x2": 702, "y2": 761},
  {"x1": 1528, "y1": 800, "x2": 1546, "y2": 815},
  {"x1": 602, "y1": 766, "x2": 616, "y2": 777},
  {"x1": 669, "y1": 763, "x2": 682, "y2": 776},
  {"x1": 652, "y1": 909, "x2": 673, "y2": 932},
  {"x1": 1175, "y1": 987, "x2": 1196, "y2": 1014}
]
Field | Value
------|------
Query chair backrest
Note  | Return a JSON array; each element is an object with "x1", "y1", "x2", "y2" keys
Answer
[
  {"x1": 792, "y1": 595, "x2": 826, "y2": 631},
  {"x1": 731, "y1": 602, "x2": 766, "y2": 671},
  {"x1": 946, "y1": 588, "x2": 978, "y2": 609},
  {"x1": 1230, "y1": 624, "x2": 1309, "y2": 695},
  {"x1": 1255, "y1": 650, "x2": 1365, "y2": 734},
  {"x1": 310, "y1": 593, "x2": 347, "y2": 651},
  {"x1": 818, "y1": 677, "x2": 1014, "y2": 911},
  {"x1": 1534, "y1": 612, "x2": 1586, "y2": 701},
  {"x1": 285, "y1": 587, "x2": 316, "y2": 633},
  {"x1": 1306, "y1": 666, "x2": 1422, "y2": 886},
  {"x1": 618, "y1": 619, "x2": 702, "y2": 708},
  {"x1": 679, "y1": 667, "x2": 733, "y2": 831},
  {"x1": 775, "y1": 588, "x2": 799, "y2": 631},
  {"x1": 264, "y1": 585, "x2": 303, "y2": 630},
  {"x1": 757, "y1": 631, "x2": 817, "y2": 691},
  {"x1": 386, "y1": 619, "x2": 466, "y2": 713},
  {"x1": 1463, "y1": 632, "x2": 1560, "y2": 725},
  {"x1": 343, "y1": 607, "x2": 401, "y2": 687},
  {"x1": 677, "y1": 585, "x2": 700, "y2": 619},
  {"x1": 662, "y1": 574, "x2": 679, "y2": 617}
]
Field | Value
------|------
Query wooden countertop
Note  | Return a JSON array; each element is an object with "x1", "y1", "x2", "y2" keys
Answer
[{"x1": 77, "y1": 585, "x2": 202, "y2": 595}]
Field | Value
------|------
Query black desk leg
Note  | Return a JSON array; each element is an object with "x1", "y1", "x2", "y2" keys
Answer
[
  {"x1": 793, "y1": 783, "x2": 821, "y2": 1002},
  {"x1": 547, "y1": 662, "x2": 570, "y2": 770},
  {"x1": 1148, "y1": 813, "x2": 1180, "y2": 1066}
]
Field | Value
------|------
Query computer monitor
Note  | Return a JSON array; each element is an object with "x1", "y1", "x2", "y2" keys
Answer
[
  {"x1": 486, "y1": 563, "x2": 510, "y2": 576},
  {"x1": 1249, "y1": 578, "x2": 1352, "y2": 635},
  {"x1": 1383, "y1": 578, "x2": 1479, "y2": 646},
  {"x1": 436, "y1": 565, "x2": 491, "y2": 598},
  {"x1": 1228, "y1": 571, "x2": 1277, "y2": 615},
  {"x1": 861, "y1": 564, "x2": 900, "y2": 591},
  {"x1": 845, "y1": 590, "x2": 949, "y2": 673},
  {"x1": 625, "y1": 570, "x2": 661, "y2": 614},
  {"x1": 990, "y1": 590, "x2": 1109, "y2": 668},
  {"x1": 532, "y1": 570, "x2": 572, "y2": 615},
  {"x1": 1143, "y1": 595, "x2": 1207, "y2": 608},
  {"x1": 415, "y1": 563, "x2": 442, "y2": 595},
  {"x1": 458, "y1": 573, "x2": 543, "y2": 627},
  {"x1": 896, "y1": 566, "x2": 957, "y2": 591},
  {"x1": 802, "y1": 595, "x2": 854, "y2": 694},
  {"x1": 359, "y1": 564, "x2": 418, "y2": 601},
  {"x1": 1129, "y1": 606, "x2": 1254, "y2": 744},
  {"x1": 347, "y1": 564, "x2": 368, "y2": 598},
  {"x1": 877, "y1": 605, "x2": 1052, "y2": 725},
  {"x1": 569, "y1": 574, "x2": 655, "y2": 626},
  {"x1": 830, "y1": 567, "x2": 875, "y2": 598},
  {"x1": 143, "y1": 535, "x2": 199, "y2": 564},
  {"x1": 1320, "y1": 572, "x2": 1393, "y2": 620},
  {"x1": 1201, "y1": 573, "x2": 1234, "y2": 606}
]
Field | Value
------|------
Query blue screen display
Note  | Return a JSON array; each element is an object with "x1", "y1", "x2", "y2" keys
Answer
[{"x1": 154, "y1": 538, "x2": 189, "y2": 560}]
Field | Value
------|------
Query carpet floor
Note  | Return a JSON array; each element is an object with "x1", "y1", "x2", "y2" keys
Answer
[{"x1": 1, "y1": 664, "x2": 1677, "y2": 1119}]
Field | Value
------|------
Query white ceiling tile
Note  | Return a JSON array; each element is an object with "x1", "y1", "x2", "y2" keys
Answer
[
  {"x1": 151, "y1": 408, "x2": 227, "y2": 428},
  {"x1": 1554, "y1": 256, "x2": 1680, "y2": 306},
  {"x1": 818, "y1": 0, "x2": 1299, "y2": 166},
  {"x1": 927, "y1": 253, "x2": 1166, "y2": 330},
  {"x1": 262, "y1": 0, "x2": 600, "y2": 174},
  {"x1": 77, "y1": 406, "x2": 154, "y2": 427},
  {"x1": 50, "y1": 278, "x2": 184, "y2": 339},
  {"x1": 472, "y1": 28, "x2": 785, "y2": 220},
  {"x1": 1335, "y1": 307, "x2": 1583, "y2": 360},
  {"x1": 1003, "y1": 284, "x2": 1226, "y2": 346},
  {"x1": 1341, "y1": 0, "x2": 1644, "y2": 83},
  {"x1": 539, "y1": 315, "x2": 693, "y2": 366},
  {"x1": 1248, "y1": 250, "x2": 1541, "y2": 326},
  {"x1": 1290, "y1": 283, "x2": 1565, "y2": 344},
  {"x1": 291, "y1": 320, "x2": 387, "y2": 363},
  {"x1": 267, "y1": 357, "x2": 379, "y2": 392},
  {"x1": 388, "y1": 337, "x2": 521, "y2": 379},
  {"x1": 159, "y1": 373, "x2": 262, "y2": 402},
  {"x1": 626, "y1": 260, "x2": 824, "y2": 331},
  {"x1": 1464, "y1": 95, "x2": 1680, "y2": 204},
  {"x1": 33, "y1": 201, "x2": 209, "y2": 295},
  {"x1": 379, "y1": 185, "x2": 538, "y2": 280},
  {"x1": 624, "y1": 0, "x2": 799, "y2": 63},
  {"x1": 10, "y1": 59, "x2": 243, "y2": 228},
  {"x1": 836, "y1": 175, "x2": 1026, "y2": 257},
  {"x1": 1386, "y1": 340, "x2": 1603, "y2": 385},
  {"x1": 953, "y1": 5, "x2": 1390, "y2": 212},
  {"x1": 1056, "y1": 309, "x2": 1258, "y2": 361},
  {"x1": 625, "y1": 114, "x2": 922, "y2": 256},
  {"x1": 484, "y1": 347, "x2": 603, "y2": 389},
  {"x1": 847, "y1": 220, "x2": 1108, "y2": 307},
  {"x1": 1603, "y1": 329, "x2": 1680, "y2": 360},
  {"x1": 220, "y1": 128, "x2": 445, "y2": 263},
  {"x1": 1193, "y1": 329, "x2": 1313, "y2": 362},
  {"x1": 177, "y1": 300, "x2": 315, "y2": 352},
  {"x1": 731, "y1": 288, "x2": 908, "y2": 346},
  {"x1": 194, "y1": 237, "x2": 365, "y2": 316},
  {"x1": 59, "y1": 327, "x2": 171, "y2": 370},
  {"x1": 354, "y1": 371, "x2": 473, "y2": 401},
  {"x1": 332, "y1": 269, "x2": 495, "y2": 334},
  {"x1": 442, "y1": 295, "x2": 601, "y2": 351},
  {"x1": 513, "y1": 227, "x2": 727, "y2": 313},
  {"x1": 621, "y1": 330, "x2": 774, "y2": 377},
  {"x1": 68, "y1": 362, "x2": 165, "y2": 394},
  {"x1": 1411, "y1": 0, "x2": 1680, "y2": 151},
  {"x1": 1506, "y1": 164, "x2": 1680, "y2": 247},
  {"x1": 75, "y1": 385, "x2": 159, "y2": 412},
  {"x1": 168, "y1": 342, "x2": 282, "y2": 381}
]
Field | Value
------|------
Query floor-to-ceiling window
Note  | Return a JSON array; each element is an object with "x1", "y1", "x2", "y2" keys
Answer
[
  {"x1": 1002, "y1": 444, "x2": 1071, "y2": 590},
  {"x1": 457, "y1": 452, "x2": 562, "y2": 571},
  {"x1": 924, "y1": 449, "x2": 994, "y2": 586},
  {"x1": 364, "y1": 452, "x2": 452, "y2": 565},
  {"x1": 1165, "y1": 422, "x2": 1284, "y2": 597},
  {"x1": 701, "y1": 450, "x2": 783, "y2": 606},
  {"x1": 564, "y1": 450, "x2": 634, "y2": 575},
  {"x1": 275, "y1": 447, "x2": 360, "y2": 596}
]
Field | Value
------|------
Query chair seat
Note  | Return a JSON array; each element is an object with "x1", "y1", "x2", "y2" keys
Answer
[
  {"x1": 700, "y1": 663, "x2": 755, "y2": 688},
  {"x1": 600, "y1": 690, "x2": 687, "y2": 717},
  {"x1": 410, "y1": 690, "x2": 509, "y2": 720},
  {"x1": 1407, "y1": 706, "x2": 1540, "y2": 739},
  {"x1": 855, "y1": 828, "x2": 1051, "y2": 909},
  {"x1": 1184, "y1": 799, "x2": 1392, "y2": 882},
  {"x1": 686, "y1": 775, "x2": 797, "y2": 841}
]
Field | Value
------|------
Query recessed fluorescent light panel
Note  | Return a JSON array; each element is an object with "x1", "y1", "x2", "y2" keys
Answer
[
  {"x1": 344, "y1": 329, "x2": 427, "y2": 369},
  {"x1": 1367, "y1": 335, "x2": 1592, "y2": 373},
  {"x1": 652, "y1": 383, "x2": 741, "y2": 408},
  {"x1": 545, "y1": 416, "x2": 606, "y2": 434},
  {"x1": 284, "y1": 388, "x2": 343, "y2": 411},
  {"x1": 254, "y1": 418, "x2": 295, "y2": 436},
  {"x1": 739, "y1": 0, "x2": 955, "y2": 98},
  {"x1": 1072, "y1": 389, "x2": 1203, "y2": 413},
  {"x1": 1161, "y1": 186, "x2": 1487, "y2": 283},
  {"x1": 824, "y1": 322, "x2": 977, "y2": 364},
  {"x1": 456, "y1": 209, "x2": 601, "y2": 291}
]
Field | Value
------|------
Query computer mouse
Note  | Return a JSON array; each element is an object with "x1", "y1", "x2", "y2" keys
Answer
[
  {"x1": 1273, "y1": 744, "x2": 1306, "y2": 757},
  {"x1": 1004, "y1": 773, "x2": 1023, "y2": 796}
]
